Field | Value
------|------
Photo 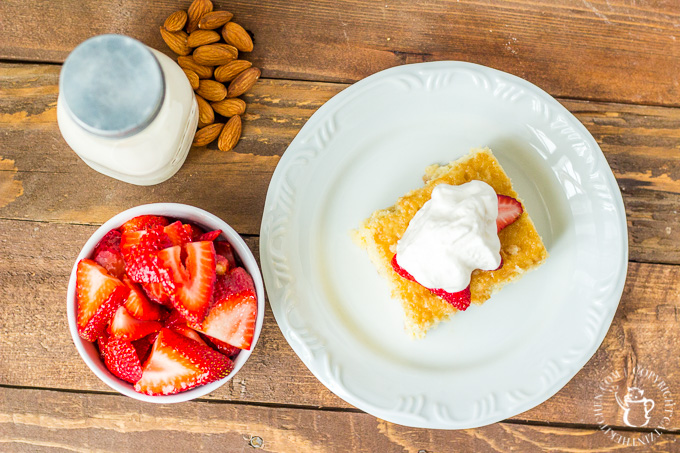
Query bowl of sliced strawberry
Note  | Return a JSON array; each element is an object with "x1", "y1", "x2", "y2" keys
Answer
[{"x1": 66, "y1": 203, "x2": 265, "y2": 402}]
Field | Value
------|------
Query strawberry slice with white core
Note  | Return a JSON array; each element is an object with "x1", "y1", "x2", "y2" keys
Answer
[
  {"x1": 164, "y1": 221, "x2": 193, "y2": 247},
  {"x1": 123, "y1": 277, "x2": 163, "y2": 321},
  {"x1": 496, "y1": 194, "x2": 523, "y2": 232},
  {"x1": 76, "y1": 259, "x2": 129, "y2": 341},
  {"x1": 108, "y1": 305, "x2": 162, "y2": 342},
  {"x1": 199, "y1": 289, "x2": 257, "y2": 350},
  {"x1": 134, "y1": 328, "x2": 233, "y2": 396},
  {"x1": 157, "y1": 241, "x2": 216, "y2": 325}
]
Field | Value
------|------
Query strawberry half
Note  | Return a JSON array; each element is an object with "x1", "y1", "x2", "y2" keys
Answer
[
  {"x1": 134, "y1": 328, "x2": 234, "y2": 396},
  {"x1": 93, "y1": 229, "x2": 126, "y2": 279},
  {"x1": 199, "y1": 290, "x2": 257, "y2": 350},
  {"x1": 496, "y1": 194, "x2": 523, "y2": 232},
  {"x1": 164, "y1": 221, "x2": 193, "y2": 247},
  {"x1": 390, "y1": 255, "x2": 471, "y2": 311},
  {"x1": 158, "y1": 241, "x2": 216, "y2": 325},
  {"x1": 122, "y1": 226, "x2": 172, "y2": 284},
  {"x1": 76, "y1": 259, "x2": 129, "y2": 341},
  {"x1": 214, "y1": 267, "x2": 255, "y2": 301},
  {"x1": 123, "y1": 277, "x2": 163, "y2": 321},
  {"x1": 141, "y1": 282, "x2": 173, "y2": 308},
  {"x1": 99, "y1": 333, "x2": 143, "y2": 384},
  {"x1": 120, "y1": 215, "x2": 169, "y2": 234},
  {"x1": 108, "y1": 305, "x2": 162, "y2": 342}
]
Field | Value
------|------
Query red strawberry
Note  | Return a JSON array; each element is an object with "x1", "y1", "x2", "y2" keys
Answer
[
  {"x1": 215, "y1": 255, "x2": 229, "y2": 276},
  {"x1": 164, "y1": 221, "x2": 193, "y2": 247},
  {"x1": 122, "y1": 227, "x2": 172, "y2": 284},
  {"x1": 164, "y1": 310, "x2": 189, "y2": 329},
  {"x1": 199, "y1": 230, "x2": 222, "y2": 242},
  {"x1": 496, "y1": 194, "x2": 523, "y2": 232},
  {"x1": 215, "y1": 241, "x2": 237, "y2": 269},
  {"x1": 123, "y1": 277, "x2": 163, "y2": 321},
  {"x1": 214, "y1": 267, "x2": 255, "y2": 301},
  {"x1": 120, "y1": 215, "x2": 169, "y2": 234},
  {"x1": 202, "y1": 334, "x2": 242, "y2": 357},
  {"x1": 76, "y1": 259, "x2": 129, "y2": 341},
  {"x1": 108, "y1": 305, "x2": 162, "y2": 342},
  {"x1": 134, "y1": 328, "x2": 234, "y2": 396},
  {"x1": 93, "y1": 230, "x2": 126, "y2": 279},
  {"x1": 132, "y1": 332, "x2": 158, "y2": 364},
  {"x1": 157, "y1": 241, "x2": 216, "y2": 325},
  {"x1": 187, "y1": 224, "x2": 205, "y2": 241},
  {"x1": 99, "y1": 333, "x2": 143, "y2": 384},
  {"x1": 141, "y1": 282, "x2": 173, "y2": 307},
  {"x1": 170, "y1": 323, "x2": 209, "y2": 346},
  {"x1": 199, "y1": 290, "x2": 257, "y2": 350},
  {"x1": 390, "y1": 255, "x2": 471, "y2": 311}
]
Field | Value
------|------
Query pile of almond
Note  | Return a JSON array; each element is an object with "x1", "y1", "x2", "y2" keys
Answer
[{"x1": 160, "y1": 0, "x2": 260, "y2": 151}]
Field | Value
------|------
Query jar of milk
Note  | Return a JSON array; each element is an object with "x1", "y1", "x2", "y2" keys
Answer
[{"x1": 57, "y1": 34, "x2": 198, "y2": 186}]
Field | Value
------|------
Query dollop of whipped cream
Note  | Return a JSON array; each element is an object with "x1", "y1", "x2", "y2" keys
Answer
[{"x1": 395, "y1": 180, "x2": 501, "y2": 293}]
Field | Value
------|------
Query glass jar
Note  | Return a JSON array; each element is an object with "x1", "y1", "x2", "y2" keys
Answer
[{"x1": 57, "y1": 34, "x2": 198, "y2": 186}]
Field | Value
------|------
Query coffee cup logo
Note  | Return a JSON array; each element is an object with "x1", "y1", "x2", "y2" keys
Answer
[{"x1": 615, "y1": 387, "x2": 654, "y2": 427}]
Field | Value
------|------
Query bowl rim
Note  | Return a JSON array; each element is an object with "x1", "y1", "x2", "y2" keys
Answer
[{"x1": 66, "y1": 202, "x2": 266, "y2": 403}]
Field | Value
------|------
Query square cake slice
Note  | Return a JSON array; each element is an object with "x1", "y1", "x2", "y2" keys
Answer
[{"x1": 351, "y1": 147, "x2": 548, "y2": 338}]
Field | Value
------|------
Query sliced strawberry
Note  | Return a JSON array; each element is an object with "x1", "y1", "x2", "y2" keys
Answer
[
  {"x1": 171, "y1": 323, "x2": 209, "y2": 346},
  {"x1": 199, "y1": 290, "x2": 257, "y2": 350},
  {"x1": 215, "y1": 255, "x2": 229, "y2": 276},
  {"x1": 496, "y1": 194, "x2": 523, "y2": 232},
  {"x1": 123, "y1": 227, "x2": 172, "y2": 284},
  {"x1": 214, "y1": 267, "x2": 255, "y2": 301},
  {"x1": 202, "y1": 334, "x2": 242, "y2": 358},
  {"x1": 141, "y1": 282, "x2": 173, "y2": 307},
  {"x1": 99, "y1": 333, "x2": 143, "y2": 384},
  {"x1": 76, "y1": 259, "x2": 129, "y2": 341},
  {"x1": 215, "y1": 241, "x2": 237, "y2": 269},
  {"x1": 108, "y1": 305, "x2": 162, "y2": 342},
  {"x1": 93, "y1": 229, "x2": 126, "y2": 279},
  {"x1": 158, "y1": 241, "x2": 216, "y2": 325},
  {"x1": 390, "y1": 255, "x2": 471, "y2": 311},
  {"x1": 199, "y1": 230, "x2": 222, "y2": 242},
  {"x1": 123, "y1": 277, "x2": 163, "y2": 321},
  {"x1": 120, "y1": 215, "x2": 169, "y2": 234},
  {"x1": 132, "y1": 332, "x2": 158, "y2": 364},
  {"x1": 120, "y1": 230, "x2": 146, "y2": 257},
  {"x1": 164, "y1": 221, "x2": 194, "y2": 247},
  {"x1": 187, "y1": 224, "x2": 205, "y2": 241},
  {"x1": 164, "y1": 310, "x2": 189, "y2": 329},
  {"x1": 134, "y1": 328, "x2": 234, "y2": 396}
]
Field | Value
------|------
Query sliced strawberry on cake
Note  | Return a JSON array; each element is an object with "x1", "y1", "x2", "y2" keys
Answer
[
  {"x1": 76, "y1": 259, "x2": 130, "y2": 341},
  {"x1": 108, "y1": 305, "x2": 162, "y2": 342},
  {"x1": 99, "y1": 332, "x2": 143, "y2": 384},
  {"x1": 198, "y1": 290, "x2": 257, "y2": 350},
  {"x1": 134, "y1": 328, "x2": 234, "y2": 396},
  {"x1": 496, "y1": 194, "x2": 524, "y2": 232}
]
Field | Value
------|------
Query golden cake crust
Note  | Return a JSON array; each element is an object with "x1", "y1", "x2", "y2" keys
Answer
[{"x1": 351, "y1": 148, "x2": 548, "y2": 338}]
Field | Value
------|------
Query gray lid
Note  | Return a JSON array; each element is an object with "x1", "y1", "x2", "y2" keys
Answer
[{"x1": 60, "y1": 34, "x2": 165, "y2": 138}]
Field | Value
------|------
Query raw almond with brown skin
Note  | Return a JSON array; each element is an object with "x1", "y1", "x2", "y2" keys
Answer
[
  {"x1": 177, "y1": 56, "x2": 214, "y2": 79},
  {"x1": 218, "y1": 115, "x2": 242, "y2": 151},
  {"x1": 222, "y1": 22, "x2": 253, "y2": 52},
  {"x1": 159, "y1": 27, "x2": 191, "y2": 56},
  {"x1": 193, "y1": 44, "x2": 237, "y2": 66},
  {"x1": 198, "y1": 11, "x2": 233, "y2": 30},
  {"x1": 193, "y1": 122, "x2": 224, "y2": 147},
  {"x1": 227, "y1": 67, "x2": 260, "y2": 98},
  {"x1": 214, "y1": 60, "x2": 252, "y2": 83},
  {"x1": 187, "y1": 29, "x2": 221, "y2": 48},
  {"x1": 195, "y1": 94, "x2": 215, "y2": 127},
  {"x1": 186, "y1": 0, "x2": 213, "y2": 33},
  {"x1": 196, "y1": 79, "x2": 227, "y2": 101},
  {"x1": 182, "y1": 68, "x2": 200, "y2": 90},
  {"x1": 164, "y1": 11, "x2": 187, "y2": 32},
  {"x1": 211, "y1": 98, "x2": 246, "y2": 117}
]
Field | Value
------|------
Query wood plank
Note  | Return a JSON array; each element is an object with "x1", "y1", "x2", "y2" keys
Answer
[
  {"x1": 2, "y1": 0, "x2": 679, "y2": 106},
  {"x1": 1, "y1": 387, "x2": 679, "y2": 452},
  {"x1": 1, "y1": 218, "x2": 679, "y2": 429},
  {"x1": 2, "y1": 63, "x2": 680, "y2": 262}
]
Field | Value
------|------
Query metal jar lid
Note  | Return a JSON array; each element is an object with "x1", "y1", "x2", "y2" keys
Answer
[{"x1": 59, "y1": 34, "x2": 165, "y2": 138}]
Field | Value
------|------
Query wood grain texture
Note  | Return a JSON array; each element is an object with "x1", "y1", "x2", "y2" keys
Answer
[
  {"x1": 1, "y1": 0, "x2": 679, "y2": 106},
  {"x1": 1, "y1": 387, "x2": 679, "y2": 453},
  {"x1": 1, "y1": 218, "x2": 679, "y2": 430},
  {"x1": 2, "y1": 64, "x2": 680, "y2": 262}
]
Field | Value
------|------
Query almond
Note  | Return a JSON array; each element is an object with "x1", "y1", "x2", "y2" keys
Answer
[
  {"x1": 187, "y1": 29, "x2": 221, "y2": 47},
  {"x1": 159, "y1": 27, "x2": 191, "y2": 56},
  {"x1": 186, "y1": 0, "x2": 213, "y2": 33},
  {"x1": 193, "y1": 44, "x2": 238, "y2": 66},
  {"x1": 164, "y1": 10, "x2": 188, "y2": 32},
  {"x1": 214, "y1": 60, "x2": 252, "y2": 83},
  {"x1": 195, "y1": 94, "x2": 215, "y2": 127},
  {"x1": 211, "y1": 98, "x2": 246, "y2": 117},
  {"x1": 183, "y1": 68, "x2": 200, "y2": 90},
  {"x1": 218, "y1": 115, "x2": 242, "y2": 151},
  {"x1": 222, "y1": 22, "x2": 253, "y2": 52},
  {"x1": 227, "y1": 67, "x2": 260, "y2": 98},
  {"x1": 195, "y1": 79, "x2": 227, "y2": 102},
  {"x1": 193, "y1": 122, "x2": 224, "y2": 147},
  {"x1": 177, "y1": 55, "x2": 214, "y2": 79},
  {"x1": 198, "y1": 11, "x2": 233, "y2": 30}
]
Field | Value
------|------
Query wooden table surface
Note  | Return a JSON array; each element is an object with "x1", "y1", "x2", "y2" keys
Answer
[{"x1": 1, "y1": 0, "x2": 679, "y2": 451}]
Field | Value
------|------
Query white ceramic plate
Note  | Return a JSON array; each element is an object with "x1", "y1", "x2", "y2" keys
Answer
[{"x1": 260, "y1": 61, "x2": 628, "y2": 429}]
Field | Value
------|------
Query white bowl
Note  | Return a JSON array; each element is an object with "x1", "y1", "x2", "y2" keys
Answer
[{"x1": 66, "y1": 203, "x2": 266, "y2": 403}]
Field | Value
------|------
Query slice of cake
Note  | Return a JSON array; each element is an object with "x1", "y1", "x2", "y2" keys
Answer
[{"x1": 351, "y1": 147, "x2": 548, "y2": 338}]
